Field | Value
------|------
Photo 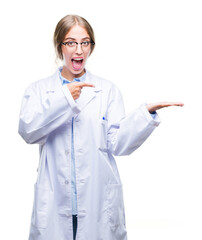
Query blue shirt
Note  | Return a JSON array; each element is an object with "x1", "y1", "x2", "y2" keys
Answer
[{"x1": 59, "y1": 67, "x2": 86, "y2": 215}]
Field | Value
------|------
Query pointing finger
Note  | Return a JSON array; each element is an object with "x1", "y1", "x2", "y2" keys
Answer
[
  {"x1": 68, "y1": 82, "x2": 95, "y2": 88},
  {"x1": 78, "y1": 82, "x2": 95, "y2": 88}
]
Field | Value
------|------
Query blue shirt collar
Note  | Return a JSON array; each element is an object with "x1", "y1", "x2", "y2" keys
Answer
[{"x1": 58, "y1": 66, "x2": 86, "y2": 85}]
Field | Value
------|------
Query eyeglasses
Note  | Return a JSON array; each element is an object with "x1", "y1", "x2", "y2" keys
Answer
[{"x1": 61, "y1": 41, "x2": 95, "y2": 48}]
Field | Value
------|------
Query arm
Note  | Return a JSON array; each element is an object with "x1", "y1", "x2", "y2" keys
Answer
[
  {"x1": 108, "y1": 105, "x2": 160, "y2": 156},
  {"x1": 106, "y1": 86, "x2": 160, "y2": 156},
  {"x1": 107, "y1": 87, "x2": 183, "y2": 156},
  {"x1": 18, "y1": 82, "x2": 81, "y2": 144}
]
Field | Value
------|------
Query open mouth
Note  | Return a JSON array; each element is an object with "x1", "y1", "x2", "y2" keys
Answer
[{"x1": 71, "y1": 58, "x2": 84, "y2": 70}]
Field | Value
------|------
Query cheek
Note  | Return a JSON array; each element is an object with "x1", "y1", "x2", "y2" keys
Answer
[
  {"x1": 63, "y1": 53, "x2": 72, "y2": 64},
  {"x1": 84, "y1": 50, "x2": 91, "y2": 60},
  {"x1": 62, "y1": 49, "x2": 72, "y2": 61}
]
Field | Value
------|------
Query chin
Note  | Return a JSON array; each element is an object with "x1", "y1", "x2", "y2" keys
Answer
[{"x1": 72, "y1": 68, "x2": 85, "y2": 76}]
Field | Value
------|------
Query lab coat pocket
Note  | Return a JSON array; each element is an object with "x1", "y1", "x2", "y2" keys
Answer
[
  {"x1": 32, "y1": 183, "x2": 53, "y2": 229},
  {"x1": 106, "y1": 184, "x2": 126, "y2": 231},
  {"x1": 98, "y1": 118, "x2": 108, "y2": 151}
]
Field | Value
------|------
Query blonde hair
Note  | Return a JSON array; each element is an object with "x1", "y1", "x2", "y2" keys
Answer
[{"x1": 53, "y1": 15, "x2": 95, "y2": 60}]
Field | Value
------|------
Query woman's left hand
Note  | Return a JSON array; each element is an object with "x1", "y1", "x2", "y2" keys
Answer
[{"x1": 146, "y1": 102, "x2": 184, "y2": 113}]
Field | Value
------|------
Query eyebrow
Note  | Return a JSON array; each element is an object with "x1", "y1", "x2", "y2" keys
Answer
[{"x1": 64, "y1": 37, "x2": 90, "y2": 41}]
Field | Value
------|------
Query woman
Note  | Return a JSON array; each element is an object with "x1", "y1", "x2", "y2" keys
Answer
[{"x1": 18, "y1": 15, "x2": 183, "y2": 240}]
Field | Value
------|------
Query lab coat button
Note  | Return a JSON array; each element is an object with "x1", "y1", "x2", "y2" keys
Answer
[
  {"x1": 65, "y1": 150, "x2": 69, "y2": 156},
  {"x1": 79, "y1": 210, "x2": 86, "y2": 217},
  {"x1": 65, "y1": 180, "x2": 69, "y2": 184}
]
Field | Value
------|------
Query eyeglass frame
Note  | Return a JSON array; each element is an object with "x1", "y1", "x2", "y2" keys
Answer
[{"x1": 61, "y1": 40, "x2": 95, "y2": 48}]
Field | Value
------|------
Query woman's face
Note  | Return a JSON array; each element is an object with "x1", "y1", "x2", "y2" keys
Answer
[{"x1": 61, "y1": 24, "x2": 92, "y2": 81}]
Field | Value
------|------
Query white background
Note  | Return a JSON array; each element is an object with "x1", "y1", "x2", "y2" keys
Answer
[{"x1": 0, "y1": 0, "x2": 202, "y2": 239}]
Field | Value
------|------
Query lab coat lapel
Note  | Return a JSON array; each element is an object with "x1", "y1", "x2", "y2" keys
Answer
[
  {"x1": 75, "y1": 71, "x2": 102, "y2": 110},
  {"x1": 46, "y1": 69, "x2": 102, "y2": 110}
]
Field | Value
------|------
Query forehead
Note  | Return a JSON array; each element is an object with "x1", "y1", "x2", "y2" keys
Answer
[{"x1": 64, "y1": 24, "x2": 90, "y2": 40}]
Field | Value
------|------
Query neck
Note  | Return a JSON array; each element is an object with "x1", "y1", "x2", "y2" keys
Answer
[{"x1": 61, "y1": 67, "x2": 85, "y2": 81}]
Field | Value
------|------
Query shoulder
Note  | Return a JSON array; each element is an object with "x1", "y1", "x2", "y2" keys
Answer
[{"x1": 24, "y1": 70, "x2": 60, "y2": 93}]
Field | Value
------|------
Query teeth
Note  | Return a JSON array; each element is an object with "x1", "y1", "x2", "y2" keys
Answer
[{"x1": 73, "y1": 58, "x2": 83, "y2": 61}]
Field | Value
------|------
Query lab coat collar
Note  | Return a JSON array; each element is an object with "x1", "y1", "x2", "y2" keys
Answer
[
  {"x1": 48, "y1": 68, "x2": 102, "y2": 92},
  {"x1": 46, "y1": 68, "x2": 102, "y2": 112}
]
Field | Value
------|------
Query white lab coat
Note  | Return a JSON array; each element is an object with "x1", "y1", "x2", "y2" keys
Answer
[{"x1": 19, "y1": 69, "x2": 160, "y2": 240}]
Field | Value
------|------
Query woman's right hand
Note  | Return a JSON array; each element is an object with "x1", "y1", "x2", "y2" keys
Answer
[{"x1": 66, "y1": 82, "x2": 95, "y2": 100}]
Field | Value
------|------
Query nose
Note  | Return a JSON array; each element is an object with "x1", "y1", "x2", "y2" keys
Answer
[{"x1": 75, "y1": 43, "x2": 83, "y2": 54}]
